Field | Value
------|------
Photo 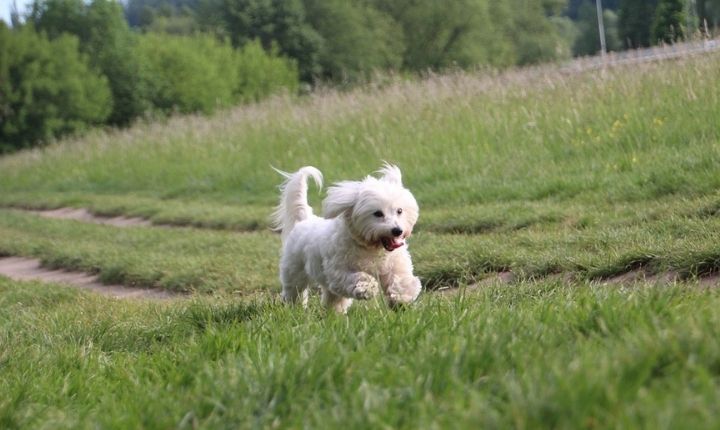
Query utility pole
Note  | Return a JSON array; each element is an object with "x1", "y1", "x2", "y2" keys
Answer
[{"x1": 596, "y1": 0, "x2": 607, "y2": 56}]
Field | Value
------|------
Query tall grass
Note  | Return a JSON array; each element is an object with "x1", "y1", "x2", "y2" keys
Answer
[{"x1": 0, "y1": 53, "x2": 718, "y2": 207}]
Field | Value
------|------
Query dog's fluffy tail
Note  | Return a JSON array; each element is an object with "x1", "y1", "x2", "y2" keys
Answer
[{"x1": 271, "y1": 166, "x2": 323, "y2": 240}]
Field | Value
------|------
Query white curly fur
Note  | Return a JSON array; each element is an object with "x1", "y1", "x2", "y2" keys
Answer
[{"x1": 272, "y1": 164, "x2": 422, "y2": 313}]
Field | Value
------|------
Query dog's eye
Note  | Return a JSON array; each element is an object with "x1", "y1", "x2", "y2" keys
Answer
[
  {"x1": 396, "y1": 208, "x2": 403, "y2": 215},
  {"x1": 373, "y1": 210, "x2": 384, "y2": 218}
]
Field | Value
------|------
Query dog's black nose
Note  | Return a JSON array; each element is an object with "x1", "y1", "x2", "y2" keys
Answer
[{"x1": 391, "y1": 227, "x2": 403, "y2": 237}]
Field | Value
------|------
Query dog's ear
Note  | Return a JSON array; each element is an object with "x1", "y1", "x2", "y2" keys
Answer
[
  {"x1": 377, "y1": 163, "x2": 402, "y2": 185},
  {"x1": 323, "y1": 181, "x2": 361, "y2": 218}
]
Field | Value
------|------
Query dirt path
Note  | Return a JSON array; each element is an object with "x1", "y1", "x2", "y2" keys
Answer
[
  {"x1": 31, "y1": 207, "x2": 152, "y2": 227},
  {"x1": 0, "y1": 257, "x2": 177, "y2": 299}
]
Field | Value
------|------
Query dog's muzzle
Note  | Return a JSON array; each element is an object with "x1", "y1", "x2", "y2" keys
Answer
[{"x1": 381, "y1": 237, "x2": 405, "y2": 251}]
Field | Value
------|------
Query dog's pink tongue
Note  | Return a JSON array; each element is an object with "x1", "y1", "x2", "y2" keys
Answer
[
  {"x1": 390, "y1": 238, "x2": 404, "y2": 249},
  {"x1": 382, "y1": 237, "x2": 405, "y2": 251}
]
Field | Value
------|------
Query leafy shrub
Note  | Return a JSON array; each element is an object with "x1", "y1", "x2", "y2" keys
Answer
[
  {"x1": 30, "y1": 0, "x2": 151, "y2": 125},
  {"x1": 198, "y1": 0, "x2": 322, "y2": 83},
  {"x1": 302, "y1": 0, "x2": 403, "y2": 82},
  {"x1": 137, "y1": 32, "x2": 237, "y2": 114},
  {"x1": 506, "y1": 0, "x2": 573, "y2": 65},
  {"x1": 0, "y1": 24, "x2": 111, "y2": 151},
  {"x1": 235, "y1": 40, "x2": 298, "y2": 103},
  {"x1": 137, "y1": 33, "x2": 298, "y2": 114}
]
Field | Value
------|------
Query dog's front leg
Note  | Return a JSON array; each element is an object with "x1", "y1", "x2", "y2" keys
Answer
[
  {"x1": 326, "y1": 270, "x2": 380, "y2": 300},
  {"x1": 382, "y1": 251, "x2": 422, "y2": 307},
  {"x1": 385, "y1": 275, "x2": 422, "y2": 307}
]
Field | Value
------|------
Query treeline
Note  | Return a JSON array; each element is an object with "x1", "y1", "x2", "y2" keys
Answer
[
  {"x1": 127, "y1": 0, "x2": 573, "y2": 83},
  {"x1": 2, "y1": 0, "x2": 717, "y2": 151},
  {"x1": 131, "y1": 0, "x2": 720, "y2": 73},
  {"x1": 1, "y1": 0, "x2": 297, "y2": 152}
]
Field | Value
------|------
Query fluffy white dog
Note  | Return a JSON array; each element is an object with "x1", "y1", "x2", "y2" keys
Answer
[{"x1": 272, "y1": 164, "x2": 422, "y2": 313}]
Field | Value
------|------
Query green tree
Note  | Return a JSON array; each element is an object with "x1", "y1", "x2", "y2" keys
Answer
[
  {"x1": 618, "y1": 0, "x2": 658, "y2": 48},
  {"x1": 0, "y1": 24, "x2": 111, "y2": 151},
  {"x1": 137, "y1": 32, "x2": 240, "y2": 113},
  {"x1": 371, "y1": 0, "x2": 517, "y2": 71},
  {"x1": 30, "y1": 0, "x2": 151, "y2": 125},
  {"x1": 508, "y1": 0, "x2": 572, "y2": 65},
  {"x1": 302, "y1": 0, "x2": 403, "y2": 82},
  {"x1": 551, "y1": 15, "x2": 581, "y2": 56},
  {"x1": 235, "y1": 40, "x2": 299, "y2": 102},
  {"x1": 137, "y1": 33, "x2": 298, "y2": 113},
  {"x1": 143, "y1": 14, "x2": 198, "y2": 35},
  {"x1": 198, "y1": 0, "x2": 323, "y2": 82},
  {"x1": 652, "y1": 0, "x2": 686, "y2": 43},
  {"x1": 376, "y1": 0, "x2": 571, "y2": 70}
]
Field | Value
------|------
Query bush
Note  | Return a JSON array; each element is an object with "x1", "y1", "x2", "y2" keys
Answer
[
  {"x1": 235, "y1": 40, "x2": 298, "y2": 103},
  {"x1": 0, "y1": 25, "x2": 112, "y2": 151},
  {"x1": 137, "y1": 33, "x2": 298, "y2": 114},
  {"x1": 30, "y1": 0, "x2": 151, "y2": 125},
  {"x1": 508, "y1": 0, "x2": 572, "y2": 65},
  {"x1": 302, "y1": 0, "x2": 403, "y2": 82},
  {"x1": 197, "y1": 0, "x2": 322, "y2": 83},
  {"x1": 137, "y1": 32, "x2": 237, "y2": 114}
]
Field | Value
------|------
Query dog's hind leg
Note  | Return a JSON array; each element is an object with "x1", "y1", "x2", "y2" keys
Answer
[
  {"x1": 282, "y1": 284, "x2": 309, "y2": 307},
  {"x1": 280, "y1": 263, "x2": 310, "y2": 307},
  {"x1": 321, "y1": 288, "x2": 353, "y2": 314}
]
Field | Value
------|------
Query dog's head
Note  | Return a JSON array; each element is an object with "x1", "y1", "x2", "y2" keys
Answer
[{"x1": 322, "y1": 164, "x2": 419, "y2": 252}]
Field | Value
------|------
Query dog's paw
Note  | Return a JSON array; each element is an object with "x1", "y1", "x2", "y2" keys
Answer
[
  {"x1": 352, "y1": 275, "x2": 379, "y2": 300},
  {"x1": 387, "y1": 276, "x2": 421, "y2": 306}
]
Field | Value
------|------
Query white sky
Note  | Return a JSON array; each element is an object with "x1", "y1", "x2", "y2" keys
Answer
[
  {"x1": 0, "y1": 0, "x2": 29, "y2": 25},
  {"x1": 0, "y1": 0, "x2": 109, "y2": 25}
]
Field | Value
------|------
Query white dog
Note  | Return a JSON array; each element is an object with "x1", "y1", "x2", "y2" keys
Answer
[{"x1": 272, "y1": 164, "x2": 422, "y2": 313}]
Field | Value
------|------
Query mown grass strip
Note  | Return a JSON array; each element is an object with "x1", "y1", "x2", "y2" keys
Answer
[
  {"x1": 0, "y1": 191, "x2": 270, "y2": 232},
  {"x1": 0, "y1": 210, "x2": 278, "y2": 294},
  {"x1": 3, "y1": 190, "x2": 720, "y2": 236},
  {"x1": 1, "y1": 207, "x2": 719, "y2": 294},
  {"x1": 0, "y1": 256, "x2": 179, "y2": 299}
]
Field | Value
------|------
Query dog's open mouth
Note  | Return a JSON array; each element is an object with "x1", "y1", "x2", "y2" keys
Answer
[{"x1": 381, "y1": 237, "x2": 405, "y2": 252}]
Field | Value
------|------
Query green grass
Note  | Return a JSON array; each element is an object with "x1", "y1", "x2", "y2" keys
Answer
[
  {"x1": 1, "y1": 52, "x2": 720, "y2": 427},
  {"x1": 0, "y1": 210, "x2": 278, "y2": 294},
  {"x1": 2, "y1": 278, "x2": 720, "y2": 429},
  {"x1": 0, "y1": 54, "x2": 718, "y2": 286},
  {"x1": 1, "y1": 192, "x2": 719, "y2": 293},
  {"x1": 0, "y1": 55, "x2": 719, "y2": 208},
  {"x1": 0, "y1": 191, "x2": 269, "y2": 231}
]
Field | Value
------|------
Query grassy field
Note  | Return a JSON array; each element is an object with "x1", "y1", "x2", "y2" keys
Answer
[
  {"x1": 3, "y1": 278, "x2": 720, "y2": 429},
  {"x1": 1, "y1": 52, "x2": 720, "y2": 428}
]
